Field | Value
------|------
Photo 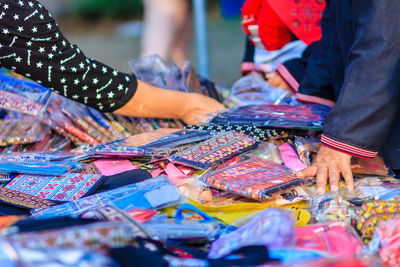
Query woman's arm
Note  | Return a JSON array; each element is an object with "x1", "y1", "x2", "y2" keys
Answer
[
  {"x1": 0, "y1": 0, "x2": 224, "y2": 123},
  {"x1": 115, "y1": 80, "x2": 225, "y2": 124}
]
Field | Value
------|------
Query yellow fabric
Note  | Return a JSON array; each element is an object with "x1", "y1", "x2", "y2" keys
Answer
[{"x1": 163, "y1": 199, "x2": 310, "y2": 226}]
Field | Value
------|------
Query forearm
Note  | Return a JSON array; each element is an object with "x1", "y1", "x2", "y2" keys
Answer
[{"x1": 114, "y1": 80, "x2": 189, "y2": 119}]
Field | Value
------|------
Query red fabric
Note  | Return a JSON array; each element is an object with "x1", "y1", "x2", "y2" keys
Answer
[
  {"x1": 268, "y1": 0, "x2": 325, "y2": 45},
  {"x1": 241, "y1": 0, "x2": 262, "y2": 36},
  {"x1": 241, "y1": 0, "x2": 325, "y2": 50},
  {"x1": 258, "y1": 1, "x2": 292, "y2": 51}
]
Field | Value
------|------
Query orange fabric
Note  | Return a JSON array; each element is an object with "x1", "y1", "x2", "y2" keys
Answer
[{"x1": 0, "y1": 215, "x2": 23, "y2": 230}]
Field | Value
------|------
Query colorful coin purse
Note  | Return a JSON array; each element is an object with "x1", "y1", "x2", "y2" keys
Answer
[
  {"x1": 5, "y1": 173, "x2": 104, "y2": 202},
  {"x1": 6, "y1": 222, "x2": 137, "y2": 251},
  {"x1": 356, "y1": 200, "x2": 400, "y2": 243},
  {"x1": 170, "y1": 132, "x2": 258, "y2": 170},
  {"x1": 200, "y1": 157, "x2": 313, "y2": 200}
]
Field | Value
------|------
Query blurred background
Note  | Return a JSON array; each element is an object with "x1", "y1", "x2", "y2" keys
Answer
[{"x1": 41, "y1": 0, "x2": 246, "y2": 87}]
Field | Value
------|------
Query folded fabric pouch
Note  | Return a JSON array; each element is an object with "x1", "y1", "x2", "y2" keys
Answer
[
  {"x1": 209, "y1": 104, "x2": 331, "y2": 130},
  {"x1": 170, "y1": 132, "x2": 258, "y2": 170},
  {"x1": 356, "y1": 200, "x2": 400, "y2": 243},
  {"x1": 4, "y1": 173, "x2": 104, "y2": 202},
  {"x1": 6, "y1": 222, "x2": 135, "y2": 251},
  {"x1": 0, "y1": 187, "x2": 57, "y2": 210},
  {"x1": 185, "y1": 124, "x2": 305, "y2": 140},
  {"x1": 88, "y1": 128, "x2": 210, "y2": 157},
  {"x1": 0, "y1": 161, "x2": 82, "y2": 176},
  {"x1": 200, "y1": 157, "x2": 313, "y2": 200}
]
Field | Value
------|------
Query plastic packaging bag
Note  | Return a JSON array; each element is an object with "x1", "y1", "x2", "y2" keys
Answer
[
  {"x1": 0, "y1": 73, "x2": 51, "y2": 116},
  {"x1": 89, "y1": 129, "x2": 211, "y2": 158},
  {"x1": 129, "y1": 55, "x2": 216, "y2": 98},
  {"x1": 0, "y1": 239, "x2": 116, "y2": 267},
  {"x1": 247, "y1": 141, "x2": 283, "y2": 164},
  {"x1": 33, "y1": 176, "x2": 186, "y2": 219},
  {"x1": 311, "y1": 192, "x2": 361, "y2": 225},
  {"x1": 145, "y1": 221, "x2": 222, "y2": 241},
  {"x1": 210, "y1": 104, "x2": 331, "y2": 130},
  {"x1": 0, "y1": 120, "x2": 51, "y2": 146},
  {"x1": 223, "y1": 72, "x2": 297, "y2": 109},
  {"x1": 208, "y1": 208, "x2": 295, "y2": 258}
]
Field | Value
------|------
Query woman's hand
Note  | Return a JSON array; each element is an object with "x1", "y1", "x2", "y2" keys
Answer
[
  {"x1": 115, "y1": 80, "x2": 225, "y2": 124},
  {"x1": 180, "y1": 93, "x2": 226, "y2": 125},
  {"x1": 297, "y1": 146, "x2": 354, "y2": 194}
]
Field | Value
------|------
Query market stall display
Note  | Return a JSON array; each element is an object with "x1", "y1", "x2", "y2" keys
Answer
[{"x1": 0, "y1": 66, "x2": 398, "y2": 267}]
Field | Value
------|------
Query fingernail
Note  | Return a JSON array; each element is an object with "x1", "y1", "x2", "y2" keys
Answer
[
  {"x1": 316, "y1": 188, "x2": 324, "y2": 195},
  {"x1": 331, "y1": 185, "x2": 338, "y2": 192},
  {"x1": 296, "y1": 172, "x2": 303, "y2": 177}
]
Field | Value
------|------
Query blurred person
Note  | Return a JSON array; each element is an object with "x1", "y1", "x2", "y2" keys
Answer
[
  {"x1": 240, "y1": 0, "x2": 324, "y2": 76},
  {"x1": 0, "y1": 0, "x2": 224, "y2": 124},
  {"x1": 267, "y1": 0, "x2": 400, "y2": 194},
  {"x1": 141, "y1": 0, "x2": 191, "y2": 68}
]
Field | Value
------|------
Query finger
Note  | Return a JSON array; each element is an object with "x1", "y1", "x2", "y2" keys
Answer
[
  {"x1": 316, "y1": 165, "x2": 328, "y2": 195},
  {"x1": 328, "y1": 164, "x2": 340, "y2": 192},
  {"x1": 297, "y1": 165, "x2": 317, "y2": 178},
  {"x1": 339, "y1": 164, "x2": 354, "y2": 191}
]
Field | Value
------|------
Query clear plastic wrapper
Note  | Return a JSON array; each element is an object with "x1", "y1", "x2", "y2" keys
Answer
[
  {"x1": 208, "y1": 208, "x2": 295, "y2": 258},
  {"x1": 33, "y1": 176, "x2": 186, "y2": 219},
  {"x1": 246, "y1": 141, "x2": 283, "y2": 164},
  {"x1": 81, "y1": 206, "x2": 160, "y2": 224},
  {"x1": 128, "y1": 55, "x2": 214, "y2": 97},
  {"x1": 145, "y1": 221, "x2": 222, "y2": 241},
  {"x1": 223, "y1": 72, "x2": 297, "y2": 109},
  {"x1": 210, "y1": 104, "x2": 331, "y2": 130},
  {"x1": 313, "y1": 195, "x2": 361, "y2": 225},
  {"x1": 0, "y1": 73, "x2": 51, "y2": 116},
  {"x1": 0, "y1": 120, "x2": 51, "y2": 146},
  {"x1": 176, "y1": 177, "x2": 213, "y2": 203},
  {"x1": 0, "y1": 239, "x2": 116, "y2": 267},
  {"x1": 89, "y1": 128, "x2": 211, "y2": 158}
]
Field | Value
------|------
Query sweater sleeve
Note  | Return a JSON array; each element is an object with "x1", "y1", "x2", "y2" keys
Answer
[
  {"x1": 0, "y1": 0, "x2": 137, "y2": 112},
  {"x1": 321, "y1": 0, "x2": 400, "y2": 158}
]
